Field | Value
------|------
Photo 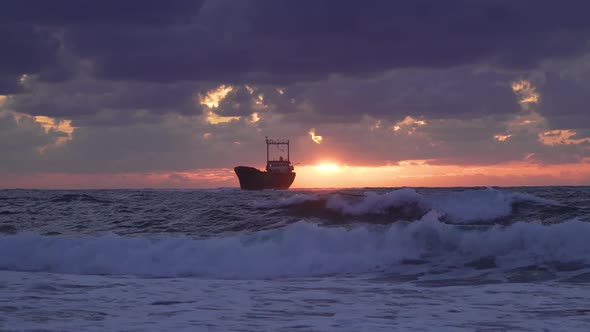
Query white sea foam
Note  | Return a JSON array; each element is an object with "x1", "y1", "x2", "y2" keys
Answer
[
  {"x1": 326, "y1": 188, "x2": 423, "y2": 215},
  {"x1": 1, "y1": 212, "x2": 588, "y2": 279},
  {"x1": 257, "y1": 188, "x2": 553, "y2": 223},
  {"x1": 424, "y1": 187, "x2": 554, "y2": 223}
]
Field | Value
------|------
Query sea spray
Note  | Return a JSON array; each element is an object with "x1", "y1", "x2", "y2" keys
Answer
[{"x1": 2, "y1": 215, "x2": 589, "y2": 279}]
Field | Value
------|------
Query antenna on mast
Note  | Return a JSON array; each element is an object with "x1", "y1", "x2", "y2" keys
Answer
[{"x1": 265, "y1": 137, "x2": 290, "y2": 162}]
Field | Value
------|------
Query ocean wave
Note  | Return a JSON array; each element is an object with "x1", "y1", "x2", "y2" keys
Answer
[
  {"x1": 49, "y1": 193, "x2": 110, "y2": 204},
  {"x1": 425, "y1": 187, "x2": 554, "y2": 223},
  {"x1": 253, "y1": 193, "x2": 320, "y2": 208},
  {"x1": 1, "y1": 213, "x2": 588, "y2": 279},
  {"x1": 256, "y1": 188, "x2": 555, "y2": 224}
]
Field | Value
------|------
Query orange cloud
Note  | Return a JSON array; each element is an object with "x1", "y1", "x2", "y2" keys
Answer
[
  {"x1": 539, "y1": 130, "x2": 590, "y2": 146},
  {"x1": 392, "y1": 116, "x2": 426, "y2": 134},
  {"x1": 250, "y1": 112, "x2": 260, "y2": 123},
  {"x1": 494, "y1": 134, "x2": 512, "y2": 142},
  {"x1": 198, "y1": 84, "x2": 233, "y2": 108},
  {"x1": 511, "y1": 79, "x2": 540, "y2": 107},
  {"x1": 308, "y1": 128, "x2": 323, "y2": 144},
  {"x1": 206, "y1": 111, "x2": 240, "y2": 124},
  {"x1": 34, "y1": 116, "x2": 74, "y2": 135},
  {"x1": 2, "y1": 111, "x2": 75, "y2": 153}
]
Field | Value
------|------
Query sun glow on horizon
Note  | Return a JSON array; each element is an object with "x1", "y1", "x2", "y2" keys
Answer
[
  {"x1": 313, "y1": 163, "x2": 342, "y2": 172},
  {"x1": 4, "y1": 160, "x2": 590, "y2": 189},
  {"x1": 292, "y1": 160, "x2": 590, "y2": 188}
]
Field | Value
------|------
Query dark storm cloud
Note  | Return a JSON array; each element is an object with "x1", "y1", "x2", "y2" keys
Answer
[
  {"x1": 213, "y1": 85, "x2": 302, "y2": 118},
  {"x1": 536, "y1": 73, "x2": 590, "y2": 129},
  {"x1": 211, "y1": 68, "x2": 521, "y2": 127},
  {"x1": 0, "y1": 75, "x2": 22, "y2": 94},
  {"x1": 2, "y1": 0, "x2": 590, "y2": 178},
  {"x1": 61, "y1": 0, "x2": 590, "y2": 84},
  {"x1": 238, "y1": 0, "x2": 590, "y2": 73},
  {"x1": 0, "y1": 112, "x2": 52, "y2": 152},
  {"x1": 0, "y1": 111, "x2": 64, "y2": 172},
  {"x1": 0, "y1": 110, "x2": 273, "y2": 174},
  {"x1": 0, "y1": 0, "x2": 204, "y2": 25},
  {"x1": 0, "y1": 23, "x2": 60, "y2": 87},
  {"x1": 6, "y1": 77, "x2": 203, "y2": 121},
  {"x1": 0, "y1": 0, "x2": 204, "y2": 93},
  {"x1": 4, "y1": 0, "x2": 590, "y2": 119},
  {"x1": 214, "y1": 86, "x2": 261, "y2": 117},
  {"x1": 287, "y1": 69, "x2": 520, "y2": 122},
  {"x1": 2, "y1": 0, "x2": 590, "y2": 88}
]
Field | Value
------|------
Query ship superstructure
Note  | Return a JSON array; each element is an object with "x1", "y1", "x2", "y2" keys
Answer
[{"x1": 234, "y1": 137, "x2": 296, "y2": 190}]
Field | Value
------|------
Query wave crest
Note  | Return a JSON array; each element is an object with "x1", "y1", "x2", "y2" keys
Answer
[
  {"x1": 256, "y1": 188, "x2": 555, "y2": 224},
  {"x1": 1, "y1": 213, "x2": 588, "y2": 279}
]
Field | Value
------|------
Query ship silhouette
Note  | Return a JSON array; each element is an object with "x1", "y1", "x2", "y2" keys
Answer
[{"x1": 234, "y1": 137, "x2": 296, "y2": 190}]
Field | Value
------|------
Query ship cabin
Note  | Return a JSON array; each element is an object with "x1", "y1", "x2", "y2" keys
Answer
[{"x1": 266, "y1": 157, "x2": 294, "y2": 173}]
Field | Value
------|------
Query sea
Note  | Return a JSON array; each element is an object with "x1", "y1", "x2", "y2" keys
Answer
[{"x1": 1, "y1": 186, "x2": 590, "y2": 331}]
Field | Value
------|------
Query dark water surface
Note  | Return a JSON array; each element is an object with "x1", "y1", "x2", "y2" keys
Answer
[{"x1": 1, "y1": 187, "x2": 589, "y2": 330}]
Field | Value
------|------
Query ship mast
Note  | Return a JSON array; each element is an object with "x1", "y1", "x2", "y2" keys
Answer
[{"x1": 265, "y1": 136, "x2": 290, "y2": 163}]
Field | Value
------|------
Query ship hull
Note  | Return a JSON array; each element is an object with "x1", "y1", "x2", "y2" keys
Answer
[{"x1": 234, "y1": 166, "x2": 296, "y2": 190}]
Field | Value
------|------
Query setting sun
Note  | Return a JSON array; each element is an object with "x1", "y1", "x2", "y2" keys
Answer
[{"x1": 313, "y1": 163, "x2": 342, "y2": 172}]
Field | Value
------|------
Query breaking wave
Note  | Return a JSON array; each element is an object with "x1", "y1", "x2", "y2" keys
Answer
[
  {"x1": 1, "y1": 212, "x2": 588, "y2": 279},
  {"x1": 256, "y1": 188, "x2": 555, "y2": 224}
]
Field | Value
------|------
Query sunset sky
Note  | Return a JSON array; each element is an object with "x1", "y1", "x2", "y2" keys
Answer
[{"x1": 2, "y1": 0, "x2": 590, "y2": 188}]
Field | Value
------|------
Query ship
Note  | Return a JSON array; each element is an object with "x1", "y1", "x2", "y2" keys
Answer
[{"x1": 234, "y1": 137, "x2": 296, "y2": 190}]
